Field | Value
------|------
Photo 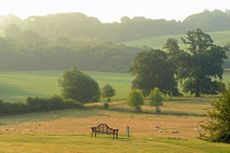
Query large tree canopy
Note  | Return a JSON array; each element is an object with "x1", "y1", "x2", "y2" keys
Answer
[
  {"x1": 130, "y1": 49, "x2": 179, "y2": 96},
  {"x1": 179, "y1": 29, "x2": 227, "y2": 97},
  {"x1": 59, "y1": 68, "x2": 100, "y2": 103}
]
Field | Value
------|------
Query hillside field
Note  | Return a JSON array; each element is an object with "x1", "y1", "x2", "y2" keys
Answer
[
  {"x1": 0, "y1": 70, "x2": 132, "y2": 101},
  {"x1": 0, "y1": 70, "x2": 229, "y2": 101},
  {"x1": 0, "y1": 71, "x2": 230, "y2": 101},
  {"x1": 121, "y1": 30, "x2": 230, "y2": 48}
]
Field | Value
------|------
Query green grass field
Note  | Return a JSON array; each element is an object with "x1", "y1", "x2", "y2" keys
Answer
[
  {"x1": 121, "y1": 30, "x2": 230, "y2": 48},
  {"x1": 0, "y1": 98, "x2": 229, "y2": 153},
  {"x1": 0, "y1": 70, "x2": 229, "y2": 101},
  {"x1": 0, "y1": 70, "x2": 132, "y2": 101},
  {"x1": 0, "y1": 134, "x2": 229, "y2": 153}
]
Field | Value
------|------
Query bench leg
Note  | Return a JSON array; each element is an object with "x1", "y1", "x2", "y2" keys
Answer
[{"x1": 95, "y1": 132, "x2": 96, "y2": 137}]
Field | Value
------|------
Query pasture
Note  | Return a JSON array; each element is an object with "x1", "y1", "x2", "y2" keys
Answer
[
  {"x1": 0, "y1": 98, "x2": 230, "y2": 153},
  {"x1": 0, "y1": 70, "x2": 230, "y2": 101},
  {"x1": 121, "y1": 30, "x2": 230, "y2": 48},
  {"x1": 0, "y1": 70, "x2": 131, "y2": 101},
  {"x1": 0, "y1": 70, "x2": 229, "y2": 152}
]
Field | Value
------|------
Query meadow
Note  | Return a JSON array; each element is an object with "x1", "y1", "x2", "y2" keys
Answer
[
  {"x1": 121, "y1": 30, "x2": 230, "y2": 48},
  {"x1": 0, "y1": 70, "x2": 229, "y2": 101},
  {"x1": 0, "y1": 70, "x2": 132, "y2": 101},
  {"x1": 0, "y1": 98, "x2": 230, "y2": 153},
  {"x1": 0, "y1": 70, "x2": 230, "y2": 152}
]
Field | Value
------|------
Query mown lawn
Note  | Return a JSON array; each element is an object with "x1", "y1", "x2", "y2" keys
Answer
[{"x1": 0, "y1": 134, "x2": 229, "y2": 153}]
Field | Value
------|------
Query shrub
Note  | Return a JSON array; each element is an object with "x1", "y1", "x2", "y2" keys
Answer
[
  {"x1": 149, "y1": 87, "x2": 164, "y2": 113},
  {"x1": 128, "y1": 89, "x2": 144, "y2": 112},
  {"x1": 101, "y1": 84, "x2": 116, "y2": 109},
  {"x1": 0, "y1": 96, "x2": 83, "y2": 115},
  {"x1": 200, "y1": 86, "x2": 230, "y2": 143},
  {"x1": 0, "y1": 101, "x2": 27, "y2": 114},
  {"x1": 64, "y1": 99, "x2": 83, "y2": 109}
]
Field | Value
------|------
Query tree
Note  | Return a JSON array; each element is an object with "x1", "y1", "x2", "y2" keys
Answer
[
  {"x1": 200, "y1": 86, "x2": 230, "y2": 143},
  {"x1": 128, "y1": 89, "x2": 144, "y2": 112},
  {"x1": 163, "y1": 38, "x2": 180, "y2": 56},
  {"x1": 4, "y1": 24, "x2": 21, "y2": 39},
  {"x1": 149, "y1": 87, "x2": 164, "y2": 114},
  {"x1": 163, "y1": 38, "x2": 184, "y2": 96},
  {"x1": 59, "y1": 68, "x2": 100, "y2": 103},
  {"x1": 101, "y1": 84, "x2": 116, "y2": 109},
  {"x1": 180, "y1": 29, "x2": 227, "y2": 97},
  {"x1": 131, "y1": 49, "x2": 179, "y2": 96}
]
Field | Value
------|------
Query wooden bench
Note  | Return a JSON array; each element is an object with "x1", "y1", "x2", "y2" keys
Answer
[{"x1": 91, "y1": 123, "x2": 119, "y2": 139}]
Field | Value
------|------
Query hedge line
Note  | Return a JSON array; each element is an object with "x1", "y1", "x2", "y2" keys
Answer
[{"x1": 0, "y1": 96, "x2": 82, "y2": 115}]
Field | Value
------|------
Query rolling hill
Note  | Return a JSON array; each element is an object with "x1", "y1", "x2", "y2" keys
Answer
[{"x1": 121, "y1": 30, "x2": 230, "y2": 48}]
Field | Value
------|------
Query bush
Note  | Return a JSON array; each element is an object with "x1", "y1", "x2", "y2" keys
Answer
[
  {"x1": 0, "y1": 101, "x2": 27, "y2": 114},
  {"x1": 149, "y1": 87, "x2": 164, "y2": 113},
  {"x1": 200, "y1": 86, "x2": 230, "y2": 143},
  {"x1": 101, "y1": 84, "x2": 116, "y2": 109},
  {"x1": 128, "y1": 89, "x2": 144, "y2": 112},
  {"x1": 0, "y1": 96, "x2": 83, "y2": 115},
  {"x1": 64, "y1": 99, "x2": 83, "y2": 109}
]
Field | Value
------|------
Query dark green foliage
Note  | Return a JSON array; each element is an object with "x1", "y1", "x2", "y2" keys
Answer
[
  {"x1": 0, "y1": 36, "x2": 141, "y2": 72},
  {"x1": 131, "y1": 49, "x2": 179, "y2": 96},
  {"x1": 59, "y1": 68, "x2": 100, "y2": 103},
  {"x1": 0, "y1": 96, "x2": 82, "y2": 115},
  {"x1": 128, "y1": 89, "x2": 144, "y2": 112},
  {"x1": 26, "y1": 96, "x2": 65, "y2": 111},
  {"x1": 101, "y1": 84, "x2": 116, "y2": 101},
  {"x1": 201, "y1": 86, "x2": 230, "y2": 143},
  {"x1": 179, "y1": 29, "x2": 227, "y2": 97},
  {"x1": 101, "y1": 84, "x2": 116, "y2": 109},
  {"x1": 163, "y1": 38, "x2": 180, "y2": 56},
  {"x1": 0, "y1": 101, "x2": 27, "y2": 114},
  {"x1": 149, "y1": 88, "x2": 164, "y2": 113}
]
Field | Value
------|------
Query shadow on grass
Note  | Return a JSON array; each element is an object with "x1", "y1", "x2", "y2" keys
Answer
[
  {"x1": 106, "y1": 106, "x2": 206, "y2": 117},
  {"x1": 0, "y1": 108, "x2": 105, "y2": 124},
  {"x1": 164, "y1": 97, "x2": 215, "y2": 104}
]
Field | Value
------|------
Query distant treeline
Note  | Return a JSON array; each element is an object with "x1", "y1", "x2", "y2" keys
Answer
[
  {"x1": 1, "y1": 10, "x2": 230, "y2": 42},
  {"x1": 1, "y1": 10, "x2": 230, "y2": 72},
  {"x1": 0, "y1": 36, "x2": 143, "y2": 72}
]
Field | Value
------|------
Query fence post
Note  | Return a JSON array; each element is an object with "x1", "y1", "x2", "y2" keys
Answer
[{"x1": 126, "y1": 126, "x2": 130, "y2": 137}]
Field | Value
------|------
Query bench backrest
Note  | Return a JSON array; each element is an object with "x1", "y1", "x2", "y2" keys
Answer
[{"x1": 93, "y1": 123, "x2": 118, "y2": 133}]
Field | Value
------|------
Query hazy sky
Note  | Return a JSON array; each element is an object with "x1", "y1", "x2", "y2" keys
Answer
[{"x1": 0, "y1": 0, "x2": 229, "y2": 22}]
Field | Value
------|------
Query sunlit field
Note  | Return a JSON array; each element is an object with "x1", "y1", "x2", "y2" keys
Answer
[
  {"x1": 0, "y1": 71, "x2": 229, "y2": 153},
  {"x1": 0, "y1": 98, "x2": 229, "y2": 153},
  {"x1": 0, "y1": 70, "x2": 131, "y2": 101},
  {"x1": 0, "y1": 70, "x2": 229, "y2": 101},
  {"x1": 121, "y1": 30, "x2": 230, "y2": 48}
]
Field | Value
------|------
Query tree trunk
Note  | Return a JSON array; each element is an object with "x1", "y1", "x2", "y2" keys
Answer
[
  {"x1": 155, "y1": 106, "x2": 161, "y2": 114},
  {"x1": 195, "y1": 92, "x2": 200, "y2": 97},
  {"x1": 135, "y1": 106, "x2": 142, "y2": 112},
  {"x1": 195, "y1": 80, "x2": 201, "y2": 97}
]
